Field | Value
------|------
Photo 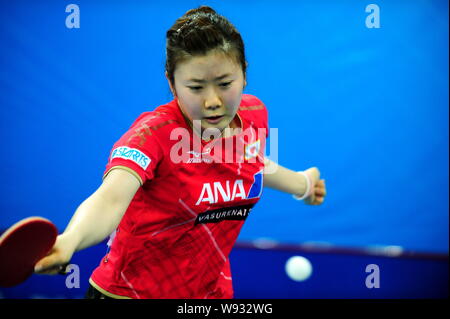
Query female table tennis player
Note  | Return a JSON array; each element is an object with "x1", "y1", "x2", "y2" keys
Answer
[{"x1": 35, "y1": 6, "x2": 327, "y2": 299}]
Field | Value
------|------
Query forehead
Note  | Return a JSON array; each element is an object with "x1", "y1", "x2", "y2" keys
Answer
[{"x1": 174, "y1": 51, "x2": 241, "y2": 80}]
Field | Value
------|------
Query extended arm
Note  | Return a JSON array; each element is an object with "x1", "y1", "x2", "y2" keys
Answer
[{"x1": 35, "y1": 168, "x2": 140, "y2": 273}]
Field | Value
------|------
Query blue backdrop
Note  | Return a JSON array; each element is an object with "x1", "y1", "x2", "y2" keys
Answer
[{"x1": 0, "y1": 0, "x2": 448, "y2": 258}]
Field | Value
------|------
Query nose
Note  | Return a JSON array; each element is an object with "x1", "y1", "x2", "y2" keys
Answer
[{"x1": 203, "y1": 88, "x2": 222, "y2": 111}]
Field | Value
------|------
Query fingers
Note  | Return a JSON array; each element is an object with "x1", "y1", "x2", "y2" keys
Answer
[
  {"x1": 314, "y1": 180, "x2": 326, "y2": 197},
  {"x1": 35, "y1": 254, "x2": 55, "y2": 273},
  {"x1": 308, "y1": 194, "x2": 324, "y2": 205},
  {"x1": 305, "y1": 179, "x2": 326, "y2": 206},
  {"x1": 315, "y1": 188, "x2": 325, "y2": 196},
  {"x1": 34, "y1": 251, "x2": 67, "y2": 275},
  {"x1": 36, "y1": 265, "x2": 65, "y2": 275},
  {"x1": 312, "y1": 196, "x2": 325, "y2": 205}
]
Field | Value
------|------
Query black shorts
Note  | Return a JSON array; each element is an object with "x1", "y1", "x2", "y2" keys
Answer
[{"x1": 85, "y1": 284, "x2": 115, "y2": 299}]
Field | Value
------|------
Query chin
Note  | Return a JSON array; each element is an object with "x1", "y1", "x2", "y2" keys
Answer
[{"x1": 201, "y1": 120, "x2": 229, "y2": 132}]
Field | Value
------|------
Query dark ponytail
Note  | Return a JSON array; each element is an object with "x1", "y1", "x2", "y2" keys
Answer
[{"x1": 165, "y1": 6, "x2": 246, "y2": 86}]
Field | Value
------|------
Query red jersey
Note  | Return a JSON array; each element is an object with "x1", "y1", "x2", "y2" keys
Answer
[{"x1": 90, "y1": 94, "x2": 269, "y2": 299}]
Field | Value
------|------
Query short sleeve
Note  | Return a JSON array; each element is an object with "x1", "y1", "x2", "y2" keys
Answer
[
  {"x1": 247, "y1": 95, "x2": 269, "y2": 139},
  {"x1": 261, "y1": 102, "x2": 269, "y2": 139},
  {"x1": 103, "y1": 115, "x2": 164, "y2": 185}
]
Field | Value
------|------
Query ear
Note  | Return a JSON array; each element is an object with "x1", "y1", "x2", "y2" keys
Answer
[
  {"x1": 243, "y1": 63, "x2": 248, "y2": 88},
  {"x1": 165, "y1": 71, "x2": 177, "y2": 97}
]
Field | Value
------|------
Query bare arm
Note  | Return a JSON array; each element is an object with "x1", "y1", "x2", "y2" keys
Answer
[
  {"x1": 263, "y1": 158, "x2": 326, "y2": 205},
  {"x1": 35, "y1": 168, "x2": 140, "y2": 273},
  {"x1": 263, "y1": 158, "x2": 309, "y2": 195}
]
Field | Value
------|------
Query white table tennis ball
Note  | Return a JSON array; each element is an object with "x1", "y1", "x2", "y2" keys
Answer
[{"x1": 285, "y1": 256, "x2": 313, "y2": 281}]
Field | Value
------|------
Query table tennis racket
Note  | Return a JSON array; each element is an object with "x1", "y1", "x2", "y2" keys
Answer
[{"x1": 0, "y1": 217, "x2": 58, "y2": 287}]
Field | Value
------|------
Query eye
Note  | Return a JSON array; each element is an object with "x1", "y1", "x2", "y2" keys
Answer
[
  {"x1": 188, "y1": 86, "x2": 203, "y2": 91},
  {"x1": 219, "y1": 81, "x2": 232, "y2": 88}
]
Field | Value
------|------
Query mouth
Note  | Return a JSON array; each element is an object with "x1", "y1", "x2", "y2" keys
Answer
[{"x1": 204, "y1": 115, "x2": 225, "y2": 124}]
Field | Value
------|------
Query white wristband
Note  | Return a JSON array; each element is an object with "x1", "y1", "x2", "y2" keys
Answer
[{"x1": 292, "y1": 171, "x2": 312, "y2": 201}]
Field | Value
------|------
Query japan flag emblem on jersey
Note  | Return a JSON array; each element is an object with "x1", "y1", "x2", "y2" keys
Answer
[{"x1": 245, "y1": 140, "x2": 260, "y2": 160}]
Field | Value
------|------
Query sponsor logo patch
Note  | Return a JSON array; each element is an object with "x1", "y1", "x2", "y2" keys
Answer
[
  {"x1": 195, "y1": 204, "x2": 254, "y2": 225},
  {"x1": 186, "y1": 148, "x2": 212, "y2": 163},
  {"x1": 110, "y1": 146, "x2": 151, "y2": 170}
]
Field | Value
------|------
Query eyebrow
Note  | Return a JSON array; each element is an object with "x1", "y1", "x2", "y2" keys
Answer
[{"x1": 187, "y1": 74, "x2": 232, "y2": 83}]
